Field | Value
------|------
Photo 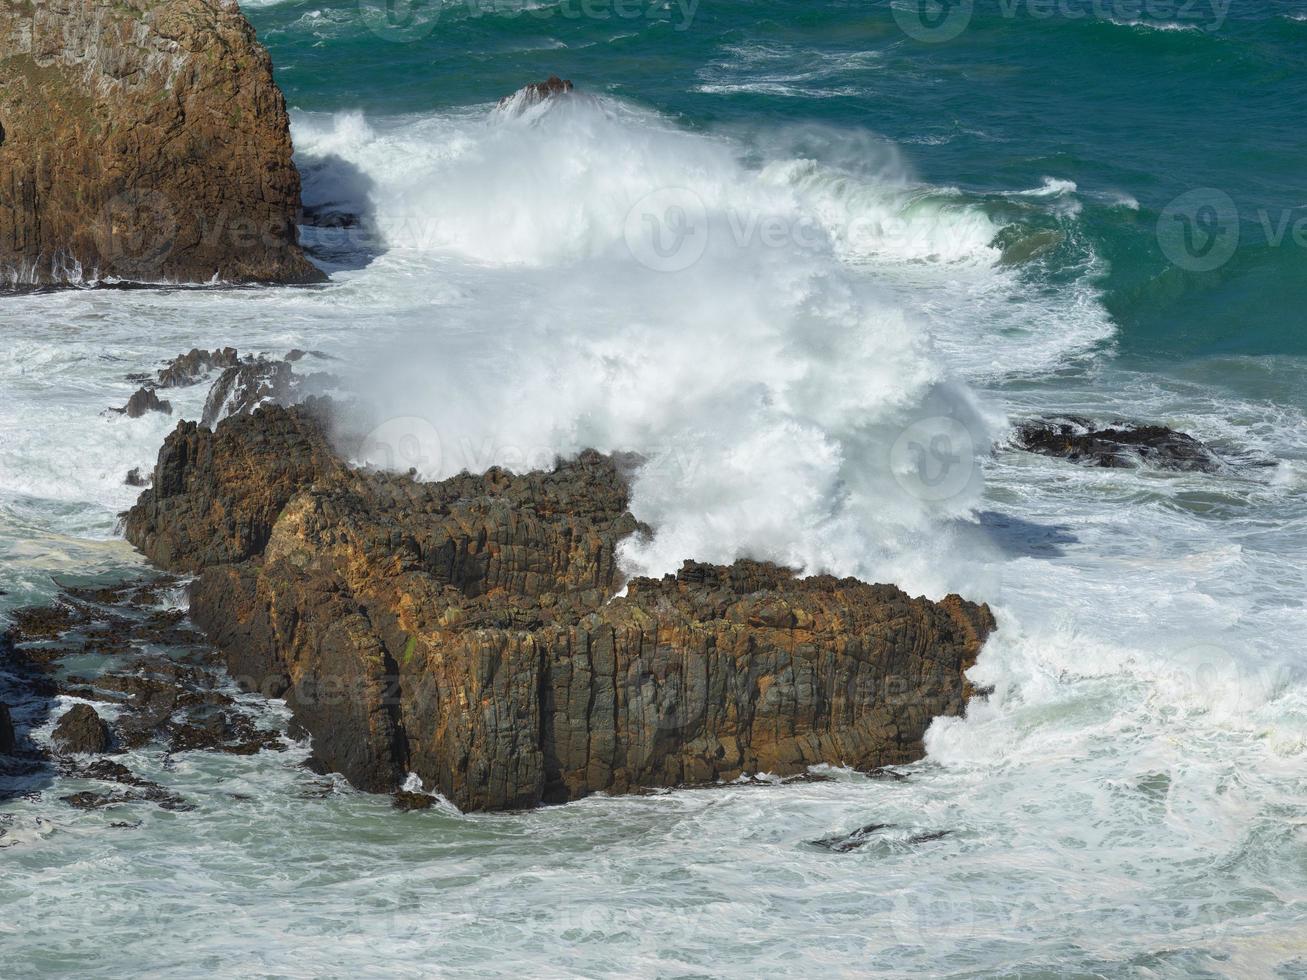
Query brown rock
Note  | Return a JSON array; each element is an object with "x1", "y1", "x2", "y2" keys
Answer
[
  {"x1": 118, "y1": 387, "x2": 172, "y2": 419},
  {"x1": 52, "y1": 704, "x2": 110, "y2": 755},
  {"x1": 392, "y1": 791, "x2": 435, "y2": 811},
  {"x1": 497, "y1": 75, "x2": 574, "y2": 113},
  {"x1": 126, "y1": 403, "x2": 997, "y2": 811},
  {"x1": 0, "y1": 0, "x2": 323, "y2": 286}
]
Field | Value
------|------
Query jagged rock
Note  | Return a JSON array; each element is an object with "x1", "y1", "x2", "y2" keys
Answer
[
  {"x1": 201, "y1": 356, "x2": 297, "y2": 428},
  {"x1": 126, "y1": 403, "x2": 997, "y2": 812},
  {"x1": 125, "y1": 468, "x2": 149, "y2": 488},
  {"x1": 1013, "y1": 417, "x2": 1220, "y2": 472},
  {"x1": 118, "y1": 387, "x2": 172, "y2": 419},
  {"x1": 497, "y1": 75, "x2": 574, "y2": 114},
  {"x1": 156, "y1": 348, "x2": 241, "y2": 389},
  {"x1": 52, "y1": 704, "x2": 110, "y2": 755},
  {"x1": 392, "y1": 791, "x2": 435, "y2": 811},
  {"x1": 0, "y1": 0, "x2": 323, "y2": 286},
  {"x1": 0, "y1": 703, "x2": 15, "y2": 755}
]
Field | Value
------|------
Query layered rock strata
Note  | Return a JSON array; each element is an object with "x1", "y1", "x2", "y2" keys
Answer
[{"x1": 124, "y1": 403, "x2": 996, "y2": 811}]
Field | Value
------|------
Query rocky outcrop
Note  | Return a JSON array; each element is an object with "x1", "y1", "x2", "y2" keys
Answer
[
  {"x1": 0, "y1": 0, "x2": 323, "y2": 286},
  {"x1": 0, "y1": 702, "x2": 14, "y2": 755},
  {"x1": 497, "y1": 75, "x2": 574, "y2": 115},
  {"x1": 112, "y1": 347, "x2": 334, "y2": 427},
  {"x1": 117, "y1": 387, "x2": 172, "y2": 419},
  {"x1": 125, "y1": 403, "x2": 997, "y2": 811},
  {"x1": 52, "y1": 704, "x2": 109, "y2": 754},
  {"x1": 1013, "y1": 416, "x2": 1220, "y2": 473}
]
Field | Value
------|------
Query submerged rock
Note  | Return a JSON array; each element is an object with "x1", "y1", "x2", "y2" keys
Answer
[
  {"x1": 0, "y1": 0, "x2": 322, "y2": 286},
  {"x1": 125, "y1": 403, "x2": 997, "y2": 812},
  {"x1": 1012, "y1": 416, "x2": 1221, "y2": 473},
  {"x1": 392, "y1": 791, "x2": 436, "y2": 812},
  {"x1": 52, "y1": 704, "x2": 110, "y2": 755}
]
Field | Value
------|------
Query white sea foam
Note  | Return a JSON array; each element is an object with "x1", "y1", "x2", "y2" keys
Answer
[{"x1": 2, "y1": 81, "x2": 1307, "y2": 978}]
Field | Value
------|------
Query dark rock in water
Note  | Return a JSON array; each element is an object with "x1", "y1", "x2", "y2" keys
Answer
[
  {"x1": 156, "y1": 348, "x2": 241, "y2": 389},
  {"x1": 52, "y1": 704, "x2": 110, "y2": 755},
  {"x1": 125, "y1": 468, "x2": 150, "y2": 488},
  {"x1": 809, "y1": 823, "x2": 951, "y2": 852},
  {"x1": 810, "y1": 823, "x2": 893, "y2": 853},
  {"x1": 907, "y1": 830, "x2": 952, "y2": 845},
  {"x1": 392, "y1": 791, "x2": 435, "y2": 811},
  {"x1": 202, "y1": 357, "x2": 295, "y2": 428},
  {"x1": 10, "y1": 604, "x2": 76, "y2": 641},
  {"x1": 0, "y1": 703, "x2": 15, "y2": 755},
  {"x1": 1012, "y1": 416, "x2": 1220, "y2": 473},
  {"x1": 498, "y1": 75, "x2": 574, "y2": 113},
  {"x1": 118, "y1": 387, "x2": 172, "y2": 419},
  {"x1": 125, "y1": 402, "x2": 998, "y2": 812},
  {"x1": 62, "y1": 790, "x2": 128, "y2": 810},
  {"x1": 200, "y1": 353, "x2": 337, "y2": 428}
]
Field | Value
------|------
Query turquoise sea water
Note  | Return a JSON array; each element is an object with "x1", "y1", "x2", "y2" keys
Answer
[
  {"x1": 253, "y1": 0, "x2": 1307, "y2": 363},
  {"x1": 3, "y1": 2, "x2": 1307, "y2": 975}
]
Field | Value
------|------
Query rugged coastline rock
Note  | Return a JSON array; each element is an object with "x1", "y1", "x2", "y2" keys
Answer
[
  {"x1": 1013, "y1": 416, "x2": 1221, "y2": 472},
  {"x1": 112, "y1": 347, "x2": 334, "y2": 428},
  {"x1": 0, "y1": 0, "x2": 323, "y2": 286},
  {"x1": 125, "y1": 403, "x2": 997, "y2": 812},
  {"x1": 52, "y1": 704, "x2": 110, "y2": 755},
  {"x1": 497, "y1": 75, "x2": 574, "y2": 115},
  {"x1": 0, "y1": 702, "x2": 14, "y2": 755}
]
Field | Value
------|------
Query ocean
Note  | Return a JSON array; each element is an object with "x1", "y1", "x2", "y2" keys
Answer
[{"x1": 2, "y1": 0, "x2": 1306, "y2": 974}]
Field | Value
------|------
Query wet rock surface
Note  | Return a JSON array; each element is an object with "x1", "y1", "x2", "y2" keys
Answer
[
  {"x1": 112, "y1": 347, "x2": 336, "y2": 429},
  {"x1": 51, "y1": 704, "x2": 110, "y2": 755},
  {"x1": 0, "y1": 0, "x2": 322, "y2": 286},
  {"x1": 1012, "y1": 416, "x2": 1222, "y2": 472},
  {"x1": 125, "y1": 402, "x2": 997, "y2": 812},
  {"x1": 1, "y1": 576, "x2": 285, "y2": 810},
  {"x1": 118, "y1": 387, "x2": 172, "y2": 419},
  {"x1": 0, "y1": 703, "x2": 14, "y2": 755},
  {"x1": 497, "y1": 75, "x2": 575, "y2": 115}
]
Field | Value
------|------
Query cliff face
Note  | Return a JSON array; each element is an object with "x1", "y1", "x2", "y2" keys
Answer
[
  {"x1": 0, "y1": 0, "x2": 323, "y2": 285},
  {"x1": 126, "y1": 404, "x2": 996, "y2": 811}
]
